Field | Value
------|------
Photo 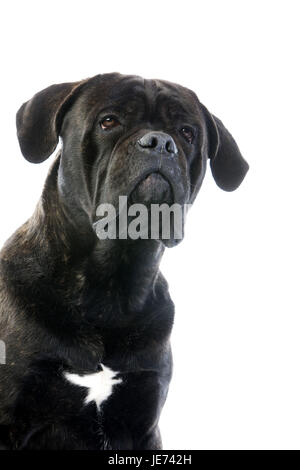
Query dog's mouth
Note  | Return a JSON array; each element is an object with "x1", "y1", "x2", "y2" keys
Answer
[
  {"x1": 129, "y1": 172, "x2": 173, "y2": 206},
  {"x1": 93, "y1": 170, "x2": 185, "y2": 248}
]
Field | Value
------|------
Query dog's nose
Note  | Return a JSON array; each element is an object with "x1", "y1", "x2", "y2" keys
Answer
[{"x1": 138, "y1": 132, "x2": 178, "y2": 155}]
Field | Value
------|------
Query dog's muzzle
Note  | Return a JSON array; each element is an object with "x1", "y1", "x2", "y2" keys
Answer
[
  {"x1": 130, "y1": 131, "x2": 177, "y2": 205},
  {"x1": 130, "y1": 172, "x2": 173, "y2": 205}
]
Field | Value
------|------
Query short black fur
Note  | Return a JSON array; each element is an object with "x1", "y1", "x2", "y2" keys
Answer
[{"x1": 0, "y1": 73, "x2": 248, "y2": 449}]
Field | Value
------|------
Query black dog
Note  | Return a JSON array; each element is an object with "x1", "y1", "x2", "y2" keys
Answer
[{"x1": 0, "y1": 73, "x2": 248, "y2": 450}]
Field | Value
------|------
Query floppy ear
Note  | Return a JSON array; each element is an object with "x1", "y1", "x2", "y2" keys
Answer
[
  {"x1": 201, "y1": 105, "x2": 249, "y2": 191},
  {"x1": 16, "y1": 79, "x2": 89, "y2": 163}
]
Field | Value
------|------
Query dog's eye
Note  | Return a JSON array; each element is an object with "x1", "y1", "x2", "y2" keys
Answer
[
  {"x1": 180, "y1": 126, "x2": 194, "y2": 143},
  {"x1": 100, "y1": 116, "x2": 120, "y2": 130}
]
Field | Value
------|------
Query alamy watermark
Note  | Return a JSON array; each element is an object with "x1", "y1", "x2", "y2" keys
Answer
[
  {"x1": 93, "y1": 196, "x2": 191, "y2": 241},
  {"x1": 0, "y1": 340, "x2": 6, "y2": 364}
]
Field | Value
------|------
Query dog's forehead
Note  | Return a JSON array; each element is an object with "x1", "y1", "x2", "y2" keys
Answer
[{"x1": 80, "y1": 73, "x2": 198, "y2": 114}]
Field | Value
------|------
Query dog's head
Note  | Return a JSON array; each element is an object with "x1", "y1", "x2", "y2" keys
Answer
[{"x1": 16, "y1": 73, "x2": 248, "y2": 246}]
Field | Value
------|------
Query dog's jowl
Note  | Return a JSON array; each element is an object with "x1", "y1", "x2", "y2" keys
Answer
[{"x1": 0, "y1": 73, "x2": 248, "y2": 450}]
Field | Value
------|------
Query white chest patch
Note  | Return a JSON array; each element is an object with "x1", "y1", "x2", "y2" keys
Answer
[{"x1": 64, "y1": 364, "x2": 122, "y2": 410}]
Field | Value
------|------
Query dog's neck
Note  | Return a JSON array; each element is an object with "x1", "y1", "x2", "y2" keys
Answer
[
  {"x1": 27, "y1": 157, "x2": 166, "y2": 313},
  {"x1": 2, "y1": 158, "x2": 173, "y2": 371}
]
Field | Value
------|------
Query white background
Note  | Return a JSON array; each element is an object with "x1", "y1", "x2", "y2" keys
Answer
[{"x1": 0, "y1": 0, "x2": 299, "y2": 450}]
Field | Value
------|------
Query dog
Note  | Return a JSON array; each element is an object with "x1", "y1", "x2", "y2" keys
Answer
[{"x1": 0, "y1": 73, "x2": 248, "y2": 450}]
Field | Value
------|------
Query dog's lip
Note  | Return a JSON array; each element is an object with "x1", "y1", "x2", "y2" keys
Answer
[{"x1": 129, "y1": 171, "x2": 174, "y2": 205}]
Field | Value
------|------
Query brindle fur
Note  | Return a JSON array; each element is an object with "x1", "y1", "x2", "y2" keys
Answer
[{"x1": 0, "y1": 73, "x2": 248, "y2": 449}]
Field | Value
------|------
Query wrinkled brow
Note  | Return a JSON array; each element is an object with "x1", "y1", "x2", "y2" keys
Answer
[
  {"x1": 106, "y1": 89, "x2": 147, "y2": 112},
  {"x1": 160, "y1": 100, "x2": 190, "y2": 121}
]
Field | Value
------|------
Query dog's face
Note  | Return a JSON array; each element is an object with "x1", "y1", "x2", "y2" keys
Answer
[{"x1": 16, "y1": 73, "x2": 248, "y2": 246}]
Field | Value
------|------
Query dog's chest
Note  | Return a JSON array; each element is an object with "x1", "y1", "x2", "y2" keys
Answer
[
  {"x1": 64, "y1": 364, "x2": 122, "y2": 410},
  {"x1": 63, "y1": 356, "x2": 171, "y2": 421}
]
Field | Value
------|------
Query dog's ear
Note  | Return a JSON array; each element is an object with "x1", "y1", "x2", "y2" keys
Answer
[
  {"x1": 201, "y1": 105, "x2": 249, "y2": 191},
  {"x1": 16, "y1": 79, "x2": 89, "y2": 163}
]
